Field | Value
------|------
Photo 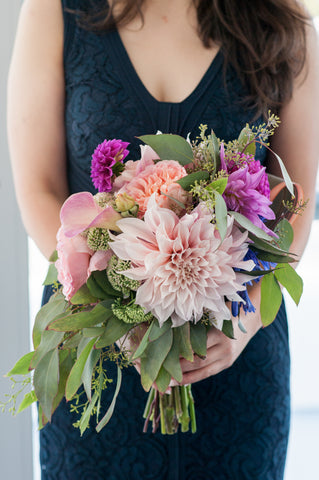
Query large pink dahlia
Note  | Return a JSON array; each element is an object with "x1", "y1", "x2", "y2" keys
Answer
[{"x1": 110, "y1": 196, "x2": 255, "y2": 327}]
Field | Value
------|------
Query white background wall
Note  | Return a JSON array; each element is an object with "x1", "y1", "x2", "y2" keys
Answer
[{"x1": 0, "y1": 2, "x2": 33, "y2": 479}]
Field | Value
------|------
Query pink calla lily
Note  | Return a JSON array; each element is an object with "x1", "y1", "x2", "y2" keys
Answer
[{"x1": 60, "y1": 192, "x2": 122, "y2": 237}]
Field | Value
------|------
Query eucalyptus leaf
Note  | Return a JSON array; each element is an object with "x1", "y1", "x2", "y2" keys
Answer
[
  {"x1": 87, "y1": 272, "x2": 118, "y2": 300},
  {"x1": 94, "y1": 315, "x2": 132, "y2": 349},
  {"x1": 33, "y1": 348, "x2": 59, "y2": 421},
  {"x1": 215, "y1": 191, "x2": 228, "y2": 241},
  {"x1": 48, "y1": 302, "x2": 113, "y2": 332},
  {"x1": 82, "y1": 349, "x2": 100, "y2": 401},
  {"x1": 43, "y1": 264, "x2": 58, "y2": 286},
  {"x1": 273, "y1": 151, "x2": 294, "y2": 197},
  {"x1": 189, "y1": 322, "x2": 208, "y2": 358},
  {"x1": 222, "y1": 320, "x2": 235, "y2": 339},
  {"x1": 140, "y1": 328, "x2": 173, "y2": 391},
  {"x1": 249, "y1": 234, "x2": 292, "y2": 256},
  {"x1": 230, "y1": 211, "x2": 274, "y2": 241},
  {"x1": 6, "y1": 351, "x2": 35, "y2": 377},
  {"x1": 174, "y1": 323, "x2": 193, "y2": 362},
  {"x1": 79, "y1": 391, "x2": 99, "y2": 435},
  {"x1": 62, "y1": 332, "x2": 83, "y2": 350},
  {"x1": 208, "y1": 130, "x2": 220, "y2": 167},
  {"x1": 162, "y1": 330, "x2": 183, "y2": 383},
  {"x1": 33, "y1": 296, "x2": 67, "y2": 349},
  {"x1": 30, "y1": 330, "x2": 65, "y2": 369},
  {"x1": 49, "y1": 250, "x2": 58, "y2": 262},
  {"x1": 52, "y1": 351, "x2": 74, "y2": 414},
  {"x1": 251, "y1": 249, "x2": 295, "y2": 264},
  {"x1": 274, "y1": 263, "x2": 303, "y2": 306},
  {"x1": 175, "y1": 171, "x2": 210, "y2": 191},
  {"x1": 71, "y1": 284, "x2": 98, "y2": 305},
  {"x1": 260, "y1": 274, "x2": 282, "y2": 327},
  {"x1": 82, "y1": 327, "x2": 106, "y2": 338},
  {"x1": 132, "y1": 322, "x2": 155, "y2": 360},
  {"x1": 139, "y1": 134, "x2": 194, "y2": 166},
  {"x1": 17, "y1": 390, "x2": 37, "y2": 414},
  {"x1": 91, "y1": 270, "x2": 121, "y2": 298},
  {"x1": 155, "y1": 366, "x2": 171, "y2": 394},
  {"x1": 65, "y1": 338, "x2": 96, "y2": 401},
  {"x1": 149, "y1": 319, "x2": 171, "y2": 342},
  {"x1": 96, "y1": 366, "x2": 122, "y2": 432}
]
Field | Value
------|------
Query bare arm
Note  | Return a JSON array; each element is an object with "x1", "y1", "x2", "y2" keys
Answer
[
  {"x1": 179, "y1": 22, "x2": 319, "y2": 385},
  {"x1": 8, "y1": 0, "x2": 68, "y2": 259}
]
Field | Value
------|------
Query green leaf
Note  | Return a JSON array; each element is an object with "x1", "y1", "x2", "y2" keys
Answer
[
  {"x1": 140, "y1": 328, "x2": 173, "y2": 391},
  {"x1": 260, "y1": 274, "x2": 283, "y2": 327},
  {"x1": 43, "y1": 264, "x2": 58, "y2": 286},
  {"x1": 49, "y1": 250, "x2": 58, "y2": 262},
  {"x1": 189, "y1": 323, "x2": 208, "y2": 357},
  {"x1": 33, "y1": 295, "x2": 67, "y2": 349},
  {"x1": 94, "y1": 315, "x2": 132, "y2": 348},
  {"x1": 90, "y1": 270, "x2": 121, "y2": 298},
  {"x1": 251, "y1": 249, "x2": 295, "y2": 264},
  {"x1": 65, "y1": 338, "x2": 96, "y2": 400},
  {"x1": 238, "y1": 125, "x2": 256, "y2": 155},
  {"x1": 33, "y1": 349, "x2": 59, "y2": 420},
  {"x1": 175, "y1": 170, "x2": 210, "y2": 191},
  {"x1": 215, "y1": 191, "x2": 228, "y2": 241},
  {"x1": 274, "y1": 264, "x2": 303, "y2": 305},
  {"x1": 82, "y1": 349, "x2": 100, "y2": 401},
  {"x1": 162, "y1": 331, "x2": 183, "y2": 383},
  {"x1": 82, "y1": 327, "x2": 106, "y2": 338},
  {"x1": 206, "y1": 177, "x2": 228, "y2": 195},
  {"x1": 208, "y1": 130, "x2": 220, "y2": 168},
  {"x1": 30, "y1": 330, "x2": 65, "y2": 369},
  {"x1": 274, "y1": 219, "x2": 294, "y2": 252},
  {"x1": 139, "y1": 134, "x2": 194, "y2": 166},
  {"x1": 62, "y1": 332, "x2": 83, "y2": 350},
  {"x1": 155, "y1": 366, "x2": 171, "y2": 393},
  {"x1": 71, "y1": 284, "x2": 98, "y2": 305},
  {"x1": 273, "y1": 151, "x2": 294, "y2": 197},
  {"x1": 79, "y1": 391, "x2": 99, "y2": 435},
  {"x1": 96, "y1": 365, "x2": 122, "y2": 432},
  {"x1": 48, "y1": 302, "x2": 113, "y2": 332},
  {"x1": 6, "y1": 351, "x2": 35, "y2": 376},
  {"x1": 222, "y1": 320, "x2": 235, "y2": 339},
  {"x1": 230, "y1": 211, "x2": 274, "y2": 241},
  {"x1": 174, "y1": 323, "x2": 193, "y2": 362},
  {"x1": 249, "y1": 233, "x2": 292, "y2": 256},
  {"x1": 52, "y1": 351, "x2": 74, "y2": 414},
  {"x1": 132, "y1": 322, "x2": 155, "y2": 360},
  {"x1": 17, "y1": 390, "x2": 37, "y2": 414},
  {"x1": 149, "y1": 319, "x2": 172, "y2": 342}
]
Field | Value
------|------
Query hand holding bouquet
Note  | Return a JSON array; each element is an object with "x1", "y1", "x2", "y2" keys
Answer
[{"x1": 3, "y1": 114, "x2": 305, "y2": 435}]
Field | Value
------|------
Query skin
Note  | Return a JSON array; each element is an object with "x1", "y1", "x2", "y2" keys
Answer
[{"x1": 8, "y1": 0, "x2": 319, "y2": 386}]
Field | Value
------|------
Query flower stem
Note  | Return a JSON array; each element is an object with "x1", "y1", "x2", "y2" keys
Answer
[{"x1": 187, "y1": 385, "x2": 197, "y2": 434}]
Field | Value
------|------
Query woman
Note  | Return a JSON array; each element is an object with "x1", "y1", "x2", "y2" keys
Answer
[{"x1": 8, "y1": 0, "x2": 319, "y2": 478}]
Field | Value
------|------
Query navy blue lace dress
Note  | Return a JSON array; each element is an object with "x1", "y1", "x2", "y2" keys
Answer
[{"x1": 40, "y1": 1, "x2": 290, "y2": 478}]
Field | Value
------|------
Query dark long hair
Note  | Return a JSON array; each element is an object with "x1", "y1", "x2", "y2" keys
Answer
[{"x1": 76, "y1": 0, "x2": 310, "y2": 117}]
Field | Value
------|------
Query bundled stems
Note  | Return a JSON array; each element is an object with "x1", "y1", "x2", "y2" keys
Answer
[{"x1": 143, "y1": 385, "x2": 197, "y2": 435}]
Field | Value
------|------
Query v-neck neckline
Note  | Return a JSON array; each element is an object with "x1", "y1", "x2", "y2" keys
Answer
[{"x1": 111, "y1": 28, "x2": 224, "y2": 108}]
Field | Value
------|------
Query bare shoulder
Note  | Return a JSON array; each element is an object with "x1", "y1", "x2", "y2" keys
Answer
[{"x1": 17, "y1": 0, "x2": 64, "y2": 63}]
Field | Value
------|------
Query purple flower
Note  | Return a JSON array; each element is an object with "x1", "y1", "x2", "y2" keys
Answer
[
  {"x1": 220, "y1": 145, "x2": 275, "y2": 235},
  {"x1": 91, "y1": 139, "x2": 130, "y2": 192}
]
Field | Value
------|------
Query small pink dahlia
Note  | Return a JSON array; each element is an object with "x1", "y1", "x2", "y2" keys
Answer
[
  {"x1": 110, "y1": 195, "x2": 254, "y2": 327},
  {"x1": 91, "y1": 139, "x2": 130, "y2": 192}
]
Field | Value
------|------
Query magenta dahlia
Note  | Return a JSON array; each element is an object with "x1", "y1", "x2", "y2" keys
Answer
[{"x1": 91, "y1": 139, "x2": 130, "y2": 192}]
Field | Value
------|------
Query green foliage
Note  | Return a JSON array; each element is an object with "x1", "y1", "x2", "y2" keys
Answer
[
  {"x1": 33, "y1": 295, "x2": 67, "y2": 349},
  {"x1": 139, "y1": 134, "x2": 194, "y2": 166},
  {"x1": 6, "y1": 351, "x2": 35, "y2": 377},
  {"x1": 189, "y1": 322, "x2": 207, "y2": 358},
  {"x1": 65, "y1": 338, "x2": 96, "y2": 401},
  {"x1": 48, "y1": 301, "x2": 113, "y2": 332},
  {"x1": 96, "y1": 366, "x2": 122, "y2": 432},
  {"x1": 17, "y1": 390, "x2": 37, "y2": 414},
  {"x1": 274, "y1": 219, "x2": 294, "y2": 252},
  {"x1": 222, "y1": 320, "x2": 235, "y2": 339},
  {"x1": 71, "y1": 284, "x2": 98, "y2": 305},
  {"x1": 94, "y1": 315, "x2": 132, "y2": 348},
  {"x1": 175, "y1": 171, "x2": 210, "y2": 191},
  {"x1": 237, "y1": 125, "x2": 256, "y2": 155},
  {"x1": 43, "y1": 263, "x2": 58, "y2": 286},
  {"x1": 230, "y1": 211, "x2": 274, "y2": 241},
  {"x1": 260, "y1": 273, "x2": 283, "y2": 327},
  {"x1": 140, "y1": 328, "x2": 173, "y2": 391},
  {"x1": 33, "y1": 348, "x2": 59, "y2": 420},
  {"x1": 274, "y1": 264, "x2": 303, "y2": 306}
]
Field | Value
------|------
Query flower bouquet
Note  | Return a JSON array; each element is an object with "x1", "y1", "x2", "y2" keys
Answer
[{"x1": 3, "y1": 114, "x2": 305, "y2": 435}]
